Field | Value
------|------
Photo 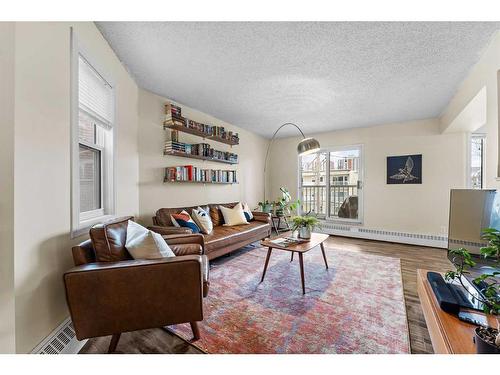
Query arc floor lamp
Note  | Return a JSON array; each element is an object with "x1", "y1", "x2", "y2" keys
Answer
[{"x1": 263, "y1": 122, "x2": 321, "y2": 201}]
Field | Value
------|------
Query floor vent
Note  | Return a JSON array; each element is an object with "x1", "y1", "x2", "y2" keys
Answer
[
  {"x1": 319, "y1": 222, "x2": 448, "y2": 248},
  {"x1": 32, "y1": 318, "x2": 87, "y2": 354}
]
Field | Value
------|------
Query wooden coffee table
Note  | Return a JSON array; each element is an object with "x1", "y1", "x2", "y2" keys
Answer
[{"x1": 260, "y1": 233, "x2": 329, "y2": 294}]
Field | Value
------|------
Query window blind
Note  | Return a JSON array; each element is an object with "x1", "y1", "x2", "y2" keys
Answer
[{"x1": 78, "y1": 56, "x2": 114, "y2": 128}]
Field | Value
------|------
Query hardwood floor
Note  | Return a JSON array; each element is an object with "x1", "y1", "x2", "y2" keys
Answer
[
  {"x1": 321, "y1": 235, "x2": 451, "y2": 354},
  {"x1": 80, "y1": 235, "x2": 450, "y2": 354}
]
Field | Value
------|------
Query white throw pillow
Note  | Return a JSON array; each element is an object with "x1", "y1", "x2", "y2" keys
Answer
[
  {"x1": 191, "y1": 207, "x2": 213, "y2": 234},
  {"x1": 220, "y1": 203, "x2": 249, "y2": 226},
  {"x1": 125, "y1": 220, "x2": 175, "y2": 259},
  {"x1": 242, "y1": 202, "x2": 254, "y2": 221}
]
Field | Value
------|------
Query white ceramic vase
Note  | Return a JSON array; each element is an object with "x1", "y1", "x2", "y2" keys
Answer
[{"x1": 298, "y1": 226, "x2": 311, "y2": 239}]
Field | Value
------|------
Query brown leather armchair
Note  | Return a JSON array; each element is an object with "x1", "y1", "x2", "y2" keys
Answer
[{"x1": 64, "y1": 216, "x2": 209, "y2": 353}]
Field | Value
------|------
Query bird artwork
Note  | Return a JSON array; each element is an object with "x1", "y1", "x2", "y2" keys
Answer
[{"x1": 387, "y1": 154, "x2": 422, "y2": 184}]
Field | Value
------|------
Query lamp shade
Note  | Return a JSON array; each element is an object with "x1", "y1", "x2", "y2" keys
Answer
[{"x1": 297, "y1": 137, "x2": 320, "y2": 155}]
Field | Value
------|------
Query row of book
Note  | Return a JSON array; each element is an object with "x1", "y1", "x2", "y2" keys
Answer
[
  {"x1": 165, "y1": 166, "x2": 238, "y2": 184},
  {"x1": 164, "y1": 103, "x2": 240, "y2": 144},
  {"x1": 165, "y1": 103, "x2": 182, "y2": 119},
  {"x1": 164, "y1": 141, "x2": 238, "y2": 163}
]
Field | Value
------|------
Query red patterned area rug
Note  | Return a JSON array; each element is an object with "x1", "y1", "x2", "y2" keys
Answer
[{"x1": 169, "y1": 245, "x2": 410, "y2": 354}]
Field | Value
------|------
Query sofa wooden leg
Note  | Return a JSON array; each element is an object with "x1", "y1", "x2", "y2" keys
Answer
[
  {"x1": 190, "y1": 321, "x2": 200, "y2": 341},
  {"x1": 108, "y1": 333, "x2": 121, "y2": 353}
]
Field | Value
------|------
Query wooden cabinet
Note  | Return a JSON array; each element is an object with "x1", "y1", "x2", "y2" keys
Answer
[{"x1": 417, "y1": 269, "x2": 497, "y2": 354}]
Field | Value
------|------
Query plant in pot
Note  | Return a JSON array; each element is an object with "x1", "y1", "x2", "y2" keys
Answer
[
  {"x1": 258, "y1": 200, "x2": 273, "y2": 213},
  {"x1": 291, "y1": 214, "x2": 321, "y2": 240},
  {"x1": 274, "y1": 187, "x2": 300, "y2": 217},
  {"x1": 445, "y1": 227, "x2": 500, "y2": 354}
]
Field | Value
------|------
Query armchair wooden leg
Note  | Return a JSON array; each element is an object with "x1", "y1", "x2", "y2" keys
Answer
[
  {"x1": 108, "y1": 333, "x2": 121, "y2": 353},
  {"x1": 190, "y1": 321, "x2": 200, "y2": 341}
]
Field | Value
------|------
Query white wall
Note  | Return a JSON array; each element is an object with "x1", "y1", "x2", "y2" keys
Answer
[
  {"x1": 11, "y1": 22, "x2": 139, "y2": 353},
  {"x1": 0, "y1": 22, "x2": 16, "y2": 353},
  {"x1": 268, "y1": 119, "x2": 467, "y2": 237},
  {"x1": 441, "y1": 31, "x2": 500, "y2": 188},
  {"x1": 138, "y1": 89, "x2": 268, "y2": 225}
]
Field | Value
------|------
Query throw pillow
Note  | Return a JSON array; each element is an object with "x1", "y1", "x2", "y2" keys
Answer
[
  {"x1": 171, "y1": 210, "x2": 201, "y2": 233},
  {"x1": 242, "y1": 202, "x2": 254, "y2": 222},
  {"x1": 191, "y1": 206, "x2": 213, "y2": 234},
  {"x1": 170, "y1": 212, "x2": 181, "y2": 227},
  {"x1": 220, "y1": 202, "x2": 249, "y2": 226},
  {"x1": 125, "y1": 220, "x2": 175, "y2": 259}
]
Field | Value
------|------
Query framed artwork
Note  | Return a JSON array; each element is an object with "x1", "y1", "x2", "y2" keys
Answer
[{"x1": 387, "y1": 154, "x2": 422, "y2": 184}]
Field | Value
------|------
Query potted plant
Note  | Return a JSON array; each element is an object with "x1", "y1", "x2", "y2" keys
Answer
[
  {"x1": 258, "y1": 200, "x2": 273, "y2": 213},
  {"x1": 291, "y1": 214, "x2": 321, "y2": 240},
  {"x1": 445, "y1": 227, "x2": 500, "y2": 354},
  {"x1": 274, "y1": 187, "x2": 300, "y2": 217}
]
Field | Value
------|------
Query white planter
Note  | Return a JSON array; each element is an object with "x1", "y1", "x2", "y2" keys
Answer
[{"x1": 298, "y1": 226, "x2": 311, "y2": 239}]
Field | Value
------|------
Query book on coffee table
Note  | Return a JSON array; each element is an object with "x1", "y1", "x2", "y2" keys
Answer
[{"x1": 269, "y1": 237, "x2": 309, "y2": 247}]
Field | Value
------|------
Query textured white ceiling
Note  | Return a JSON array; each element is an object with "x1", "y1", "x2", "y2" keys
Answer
[{"x1": 96, "y1": 22, "x2": 500, "y2": 138}]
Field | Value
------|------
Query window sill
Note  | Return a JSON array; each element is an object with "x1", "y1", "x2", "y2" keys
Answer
[{"x1": 71, "y1": 214, "x2": 116, "y2": 239}]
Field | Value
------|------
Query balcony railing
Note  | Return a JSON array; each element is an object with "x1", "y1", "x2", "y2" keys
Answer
[{"x1": 300, "y1": 184, "x2": 358, "y2": 218}]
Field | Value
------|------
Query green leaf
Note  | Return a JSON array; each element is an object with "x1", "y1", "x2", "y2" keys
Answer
[
  {"x1": 481, "y1": 227, "x2": 499, "y2": 234},
  {"x1": 445, "y1": 271, "x2": 456, "y2": 281}
]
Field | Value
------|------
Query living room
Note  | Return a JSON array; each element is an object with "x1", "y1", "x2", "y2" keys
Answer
[{"x1": 2, "y1": 1, "x2": 500, "y2": 373}]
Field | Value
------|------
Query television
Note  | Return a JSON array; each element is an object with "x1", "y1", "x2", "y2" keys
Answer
[{"x1": 448, "y1": 189, "x2": 500, "y2": 275}]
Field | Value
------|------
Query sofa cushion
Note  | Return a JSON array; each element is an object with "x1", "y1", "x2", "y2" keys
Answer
[
  {"x1": 220, "y1": 203, "x2": 249, "y2": 226},
  {"x1": 191, "y1": 206, "x2": 213, "y2": 234},
  {"x1": 155, "y1": 205, "x2": 209, "y2": 226},
  {"x1": 90, "y1": 216, "x2": 134, "y2": 262},
  {"x1": 204, "y1": 221, "x2": 270, "y2": 252},
  {"x1": 209, "y1": 202, "x2": 238, "y2": 226},
  {"x1": 125, "y1": 220, "x2": 175, "y2": 259},
  {"x1": 242, "y1": 202, "x2": 254, "y2": 221},
  {"x1": 171, "y1": 211, "x2": 201, "y2": 233}
]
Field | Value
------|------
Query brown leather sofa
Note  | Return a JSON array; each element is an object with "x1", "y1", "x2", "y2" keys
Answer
[
  {"x1": 150, "y1": 202, "x2": 272, "y2": 260},
  {"x1": 64, "y1": 216, "x2": 209, "y2": 353}
]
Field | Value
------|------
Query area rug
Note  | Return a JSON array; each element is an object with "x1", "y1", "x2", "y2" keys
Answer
[{"x1": 168, "y1": 245, "x2": 410, "y2": 354}]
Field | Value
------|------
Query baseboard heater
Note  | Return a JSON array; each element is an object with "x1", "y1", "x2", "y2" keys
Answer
[
  {"x1": 319, "y1": 222, "x2": 448, "y2": 248},
  {"x1": 31, "y1": 317, "x2": 87, "y2": 354}
]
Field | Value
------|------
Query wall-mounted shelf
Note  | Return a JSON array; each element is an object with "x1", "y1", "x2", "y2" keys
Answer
[
  {"x1": 163, "y1": 179, "x2": 238, "y2": 185},
  {"x1": 164, "y1": 123, "x2": 239, "y2": 146},
  {"x1": 165, "y1": 165, "x2": 237, "y2": 185},
  {"x1": 163, "y1": 150, "x2": 238, "y2": 165}
]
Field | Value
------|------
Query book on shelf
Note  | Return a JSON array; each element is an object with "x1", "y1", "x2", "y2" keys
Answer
[
  {"x1": 164, "y1": 141, "x2": 239, "y2": 163},
  {"x1": 171, "y1": 130, "x2": 179, "y2": 142},
  {"x1": 164, "y1": 141, "x2": 187, "y2": 153},
  {"x1": 164, "y1": 102, "x2": 240, "y2": 144},
  {"x1": 165, "y1": 103, "x2": 182, "y2": 119},
  {"x1": 164, "y1": 116, "x2": 187, "y2": 128},
  {"x1": 164, "y1": 165, "x2": 237, "y2": 184}
]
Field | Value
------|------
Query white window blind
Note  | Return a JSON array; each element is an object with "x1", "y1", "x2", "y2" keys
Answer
[{"x1": 78, "y1": 56, "x2": 114, "y2": 128}]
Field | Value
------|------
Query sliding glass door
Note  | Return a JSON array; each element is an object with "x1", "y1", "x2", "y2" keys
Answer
[
  {"x1": 299, "y1": 145, "x2": 363, "y2": 222},
  {"x1": 299, "y1": 152, "x2": 327, "y2": 217}
]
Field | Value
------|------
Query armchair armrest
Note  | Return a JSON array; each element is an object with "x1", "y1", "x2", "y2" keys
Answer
[
  {"x1": 64, "y1": 256, "x2": 204, "y2": 340},
  {"x1": 163, "y1": 233, "x2": 205, "y2": 254},
  {"x1": 169, "y1": 243, "x2": 203, "y2": 256},
  {"x1": 149, "y1": 225, "x2": 192, "y2": 235},
  {"x1": 252, "y1": 211, "x2": 272, "y2": 224}
]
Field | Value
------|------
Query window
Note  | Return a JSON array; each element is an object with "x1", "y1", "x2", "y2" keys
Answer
[
  {"x1": 71, "y1": 31, "x2": 115, "y2": 236},
  {"x1": 299, "y1": 145, "x2": 363, "y2": 222},
  {"x1": 470, "y1": 134, "x2": 485, "y2": 189}
]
